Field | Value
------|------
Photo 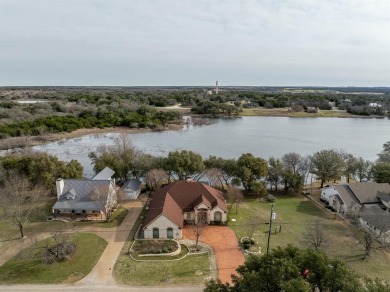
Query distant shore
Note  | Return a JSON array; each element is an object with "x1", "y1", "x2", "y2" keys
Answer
[
  {"x1": 157, "y1": 105, "x2": 376, "y2": 118},
  {"x1": 0, "y1": 108, "x2": 384, "y2": 152},
  {"x1": 0, "y1": 123, "x2": 183, "y2": 151}
]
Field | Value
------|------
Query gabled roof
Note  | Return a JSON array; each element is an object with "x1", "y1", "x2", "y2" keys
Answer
[
  {"x1": 377, "y1": 192, "x2": 390, "y2": 203},
  {"x1": 92, "y1": 167, "x2": 115, "y2": 180},
  {"x1": 347, "y1": 182, "x2": 390, "y2": 204},
  {"x1": 143, "y1": 180, "x2": 227, "y2": 229},
  {"x1": 334, "y1": 185, "x2": 360, "y2": 207},
  {"x1": 359, "y1": 206, "x2": 390, "y2": 233},
  {"x1": 333, "y1": 182, "x2": 390, "y2": 206},
  {"x1": 54, "y1": 179, "x2": 112, "y2": 211},
  {"x1": 122, "y1": 178, "x2": 142, "y2": 191}
]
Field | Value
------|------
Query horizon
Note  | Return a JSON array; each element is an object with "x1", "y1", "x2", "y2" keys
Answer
[{"x1": 1, "y1": 0, "x2": 389, "y2": 87}]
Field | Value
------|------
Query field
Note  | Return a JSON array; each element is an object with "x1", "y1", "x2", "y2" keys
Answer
[{"x1": 228, "y1": 195, "x2": 390, "y2": 281}]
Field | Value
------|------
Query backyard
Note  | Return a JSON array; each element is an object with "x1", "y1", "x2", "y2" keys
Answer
[{"x1": 228, "y1": 194, "x2": 390, "y2": 281}]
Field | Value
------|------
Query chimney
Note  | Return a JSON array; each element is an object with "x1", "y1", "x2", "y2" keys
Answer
[{"x1": 56, "y1": 178, "x2": 64, "y2": 199}]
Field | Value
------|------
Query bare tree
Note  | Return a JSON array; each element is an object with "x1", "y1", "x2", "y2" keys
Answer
[
  {"x1": 205, "y1": 168, "x2": 225, "y2": 189},
  {"x1": 304, "y1": 219, "x2": 327, "y2": 249},
  {"x1": 144, "y1": 168, "x2": 169, "y2": 191},
  {"x1": 0, "y1": 173, "x2": 46, "y2": 238},
  {"x1": 188, "y1": 215, "x2": 208, "y2": 250},
  {"x1": 243, "y1": 216, "x2": 262, "y2": 239},
  {"x1": 226, "y1": 186, "x2": 243, "y2": 214},
  {"x1": 354, "y1": 208, "x2": 387, "y2": 259},
  {"x1": 90, "y1": 183, "x2": 116, "y2": 221}
]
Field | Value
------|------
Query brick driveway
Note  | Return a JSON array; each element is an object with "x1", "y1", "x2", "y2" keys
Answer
[{"x1": 183, "y1": 226, "x2": 245, "y2": 284}]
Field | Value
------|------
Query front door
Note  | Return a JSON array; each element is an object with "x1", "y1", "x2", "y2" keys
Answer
[{"x1": 197, "y1": 210, "x2": 208, "y2": 224}]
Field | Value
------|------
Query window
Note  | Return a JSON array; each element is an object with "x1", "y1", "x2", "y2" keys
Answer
[
  {"x1": 214, "y1": 211, "x2": 222, "y2": 222},
  {"x1": 167, "y1": 228, "x2": 173, "y2": 239},
  {"x1": 152, "y1": 228, "x2": 159, "y2": 239}
]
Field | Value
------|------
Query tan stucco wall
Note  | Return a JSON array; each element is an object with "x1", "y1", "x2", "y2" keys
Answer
[
  {"x1": 144, "y1": 215, "x2": 182, "y2": 239},
  {"x1": 210, "y1": 206, "x2": 227, "y2": 222}
]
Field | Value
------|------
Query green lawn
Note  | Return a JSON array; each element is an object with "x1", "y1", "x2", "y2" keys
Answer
[
  {"x1": 114, "y1": 204, "x2": 211, "y2": 286},
  {"x1": 228, "y1": 195, "x2": 390, "y2": 281},
  {"x1": 0, "y1": 233, "x2": 107, "y2": 284},
  {"x1": 115, "y1": 245, "x2": 209, "y2": 286}
]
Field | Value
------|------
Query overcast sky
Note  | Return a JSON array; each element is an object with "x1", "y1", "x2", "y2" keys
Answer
[{"x1": 0, "y1": 0, "x2": 389, "y2": 86}]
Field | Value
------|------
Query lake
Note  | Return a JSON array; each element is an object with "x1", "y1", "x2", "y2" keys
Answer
[{"x1": 32, "y1": 116, "x2": 390, "y2": 178}]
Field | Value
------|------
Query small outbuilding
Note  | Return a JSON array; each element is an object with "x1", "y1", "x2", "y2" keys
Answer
[{"x1": 121, "y1": 178, "x2": 142, "y2": 200}]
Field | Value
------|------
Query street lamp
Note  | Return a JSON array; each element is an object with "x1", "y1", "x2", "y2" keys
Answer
[{"x1": 266, "y1": 203, "x2": 276, "y2": 255}]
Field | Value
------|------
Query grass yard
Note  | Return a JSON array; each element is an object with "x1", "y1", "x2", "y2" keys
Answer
[
  {"x1": 228, "y1": 195, "x2": 390, "y2": 281},
  {"x1": 0, "y1": 233, "x2": 107, "y2": 284},
  {"x1": 115, "y1": 241, "x2": 209, "y2": 286}
]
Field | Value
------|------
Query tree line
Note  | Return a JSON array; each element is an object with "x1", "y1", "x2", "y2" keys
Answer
[
  {"x1": 88, "y1": 135, "x2": 390, "y2": 193},
  {"x1": 1, "y1": 138, "x2": 389, "y2": 195},
  {"x1": 1, "y1": 87, "x2": 389, "y2": 134},
  {"x1": 0, "y1": 106, "x2": 180, "y2": 138}
]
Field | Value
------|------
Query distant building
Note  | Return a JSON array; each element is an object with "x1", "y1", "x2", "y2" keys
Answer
[
  {"x1": 369, "y1": 102, "x2": 382, "y2": 108},
  {"x1": 207, "y1": 90, "x2": 213, "y2": 95},
  {"x1": 215, "y1": 80, "x2": 219, "y2": 95}
]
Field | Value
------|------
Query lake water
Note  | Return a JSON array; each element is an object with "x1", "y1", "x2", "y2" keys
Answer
[{"x1": 31, "y1": 117, "x2": 390, "y2": 178}]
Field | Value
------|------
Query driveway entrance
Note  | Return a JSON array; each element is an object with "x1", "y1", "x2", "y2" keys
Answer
[{"x1": 183, "y1": 226, "x2": 245, "y2": 285}]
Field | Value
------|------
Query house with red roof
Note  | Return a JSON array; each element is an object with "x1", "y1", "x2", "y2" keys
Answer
[{"x1": 142, "y1": 180, "x2": 228, "y2": 239}]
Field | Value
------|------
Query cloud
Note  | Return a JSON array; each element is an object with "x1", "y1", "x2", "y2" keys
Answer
[{"x1": 0, "y1": 0, "x2": 389, "y2": 86}]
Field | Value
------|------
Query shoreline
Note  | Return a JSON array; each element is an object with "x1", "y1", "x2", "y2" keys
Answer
[
  {"x1": 0, "y1": 123, "x2": 183, "y2": 151},
  {"x1": 0, "y1": 110, "x2": 386, "y2": 151}
]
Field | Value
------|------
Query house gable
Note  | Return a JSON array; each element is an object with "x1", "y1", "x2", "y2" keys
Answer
[{"x1": 143, "y1": 180, "x2": 228, "y2": 233}]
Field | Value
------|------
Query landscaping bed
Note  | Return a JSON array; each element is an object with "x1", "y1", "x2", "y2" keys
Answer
[{"x1": 132, "y1": 239, "x2": 178, "y2": 255}]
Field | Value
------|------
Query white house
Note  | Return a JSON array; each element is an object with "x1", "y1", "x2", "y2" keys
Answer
[
  {"x1": 142, "y1": 180, "x2": 228, "y2": 239},
  {"x1": 52, "y1": 167, "x2": 117, "y2": 220}
]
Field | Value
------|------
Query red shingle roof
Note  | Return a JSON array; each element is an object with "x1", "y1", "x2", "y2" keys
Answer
[{"x1": 143, "y1": 180, "x2": 227, "y2": 229}]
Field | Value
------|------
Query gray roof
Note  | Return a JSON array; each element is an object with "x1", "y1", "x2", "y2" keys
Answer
[
  {"x1": 122, "y1": 178, "x2": 141, "y2": 191},
  {"x1": 378, "y1": 191, "x2": 390, "y2": 203},
  {"x1": 334, "y1": 185, "x2": 360, "y2": 207},
  {"x1": 53, "y1": 180, "x2": 111, "y2": 211},
  {"x1": 359, "y1": 206, "x2": 390, "y2": 232},
  {"x1": 92, "y1": 167, "x2": 115, "y2": 180},
  {"x1": 347, "y1": 182, "x2": 390, "y2": 204}
]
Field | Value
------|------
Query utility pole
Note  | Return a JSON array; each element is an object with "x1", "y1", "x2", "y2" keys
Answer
[{"x1": 266, "y1": 203, "x2": 275, "y2": 255}]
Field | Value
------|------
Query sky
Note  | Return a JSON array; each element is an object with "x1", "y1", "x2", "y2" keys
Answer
[{"x1": 0, "y1": 0, "x2": 389, "y2": 87}]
